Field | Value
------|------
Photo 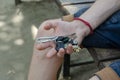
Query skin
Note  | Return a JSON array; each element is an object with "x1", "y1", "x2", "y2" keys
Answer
[
  {"x1": 89, "y1": 76, "x2": 100, "y2": 80},
  {"x1": 28, "y1": 0, "x2": 120, "y2": 80}
]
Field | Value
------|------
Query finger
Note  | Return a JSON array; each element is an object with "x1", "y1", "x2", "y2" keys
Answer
[
  {"x1": 66, "y1": 44, "x2": 73, "y2": 54},
  {"x1": 46, "y1": 48, "x2": 57, "y2": 58},
  {"x1": 36, "y1": 43, "x2": 50, "y2": 50},
  {"x1": 36, "y1": 41, "x2": 55, "y2": 50},
  {"x1": 57, "y1": 48, "x2": 65, "y2": 58},
  {"x1": 44, "y1": 22, "x2": 53, "y2": 30},
  {"x1": 44, "y1": 21, "x2": 58, "y2": 30}
]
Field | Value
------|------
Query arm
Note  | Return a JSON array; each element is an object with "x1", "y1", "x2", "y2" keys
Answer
[
  {"x1": 78, "y1": 0, "x2": 120, "y2": 30},
  {"x1": 28, "y1": 0, "x2": 120, "y2": 80},
  {"x1": 64, "y1": 0, "x2": 120, "y2": 44}
]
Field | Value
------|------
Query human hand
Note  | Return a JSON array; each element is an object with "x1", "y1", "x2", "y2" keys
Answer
[{"x1": 36, "y1": 19, "x2": 90, "y2": 58}]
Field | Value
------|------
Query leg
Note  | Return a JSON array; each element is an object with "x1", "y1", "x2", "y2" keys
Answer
[
  {"x1": 109, "y1": 60, "x2": 120, "y2": 77},
  {"x1": 28, "y1": 26, "x2": 63, "y2": 80},
  {"x1": 90, "y1": 60, "x2": 120, "y2": 80},
  {"x1": 89, "y1": 76, "x2": 100, "y2": 80},
  {"x1": 74, "y1": 8, "x2": 120, "y2": 80}
]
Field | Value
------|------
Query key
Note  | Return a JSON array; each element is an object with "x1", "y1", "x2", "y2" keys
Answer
[
  {"x1": 55, "y1": 36, "x2": 68, "y2": 52},
  {"x1": 36, "y1": 33, "x2": 81, "y2": 53},
  {"x1": 55, "y1": 41, "x2": 65, "y2": 52},
  {"x1": 36, "y1": 36, "x2": 58, "y2": 43},
  {"x1": 55, "y1": 36, "x2": 81, "y2": 52},
  {"x1": 73, "y1": 45, "x2": 81, "y2": 53}
]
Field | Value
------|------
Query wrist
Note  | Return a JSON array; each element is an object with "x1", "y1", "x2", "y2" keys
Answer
[
  {"x1": 61, "y1": 15, "x2": 92, "y2": 36},
  {"x1": 71, "y1": 20, "x2": 91, "y2": 37},
  {"x1": 74, "y1": 17, "x2": 93, "y2": 34}
]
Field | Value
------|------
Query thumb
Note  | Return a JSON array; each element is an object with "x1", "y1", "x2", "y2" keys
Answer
[{"x1": 44, "y1": 20, "x2": 58, "y2": 30}]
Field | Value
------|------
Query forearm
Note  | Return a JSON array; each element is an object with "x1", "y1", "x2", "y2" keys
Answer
[{"x1": 79, "y1": 0, "x2": 120, "y2": 30}]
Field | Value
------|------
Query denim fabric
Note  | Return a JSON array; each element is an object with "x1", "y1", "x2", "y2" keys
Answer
[
  {"x1": 109, "y1": 60, "x2": 120, "y2": 77},
  {"x1": 74, "y1": 7, "x2": 120, "y2": 48}
]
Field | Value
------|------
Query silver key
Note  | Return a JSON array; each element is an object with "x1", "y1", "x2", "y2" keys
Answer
[
  {"x1": 36, "y1": 33, "x2": 81, "y2": 53},
  {"x1": 36, "y1": 33, "x2": 77, "y2": 43},
  {"x1": 36, "y1": 36, "x2": 58, "y2": 43}
]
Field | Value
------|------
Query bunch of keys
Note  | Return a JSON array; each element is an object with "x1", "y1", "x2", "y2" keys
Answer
[{"x1": 36, "y1": 33, "x2": 81, "y2": 53}]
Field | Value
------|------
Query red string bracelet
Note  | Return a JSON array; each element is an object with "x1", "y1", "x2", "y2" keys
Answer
[{"x1": 74, "y1": 17, "x2": 93, "y2": 34}]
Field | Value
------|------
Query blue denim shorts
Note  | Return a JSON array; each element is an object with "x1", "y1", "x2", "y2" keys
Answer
[
  {"x1": 109, "y1": 60, "x2": 120, "y2": 77},
  {"x1": 74, "y1": 7, "x2": 120, "y2": 48}
]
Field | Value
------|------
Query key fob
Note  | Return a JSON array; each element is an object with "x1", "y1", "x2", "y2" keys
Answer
[
  {"x1": 69, "y1": 39, "x2": 78, "y2": 45},
  {"x1": 55, "y1": 41, "x2": 64, "y2": 52}
]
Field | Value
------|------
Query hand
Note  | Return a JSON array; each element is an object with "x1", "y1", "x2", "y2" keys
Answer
[{"x1": 36, "y1": 19, "x2": 90, "y2": 58}]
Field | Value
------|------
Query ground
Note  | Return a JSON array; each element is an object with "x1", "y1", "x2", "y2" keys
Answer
[{"x1": 0, "y1": 0, "x2": 98, "y2": 80}]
